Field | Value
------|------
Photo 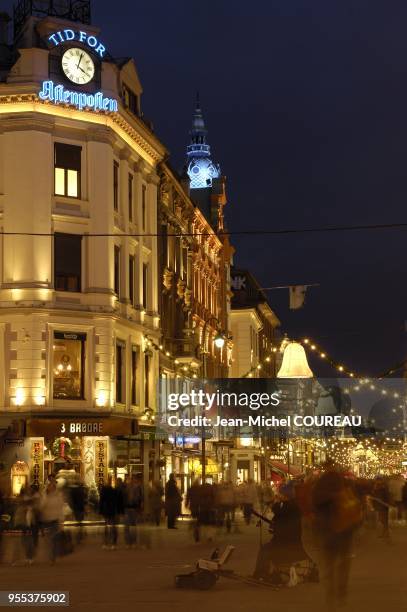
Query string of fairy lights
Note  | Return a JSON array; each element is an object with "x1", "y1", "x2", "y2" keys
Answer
[
  {"x1": 264, "y1": 437, "x2": 407, "y2": 477},
  {"x1": 240, "y1": 336, "x2": 406, "y2": 403},
  {"x1": 145, "y1": 331, "x2": 407, "y2": 474}
]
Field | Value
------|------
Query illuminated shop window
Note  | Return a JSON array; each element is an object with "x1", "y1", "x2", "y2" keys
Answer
[
  {"x1": 53, "y1": 332, "x2": 86, "y2": 400},
  {"x1": 54, "y1": 143, "x2": 81, "y2": 198},
  {"x1": 54, "y1": 233, "x2": 82, "y2": 292}
]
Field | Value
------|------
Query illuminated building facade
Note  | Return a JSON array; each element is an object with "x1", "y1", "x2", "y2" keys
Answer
[
  {"x1": 0, "y1": 2, "x2": 165, "y2": 495},
  {"x1": 157, "y1": 99, "x2": 234, "y2": 488}
]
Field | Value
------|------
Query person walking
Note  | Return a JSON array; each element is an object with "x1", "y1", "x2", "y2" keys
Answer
[
  {"x1": 148, "y1": 480, "x2": 164, "y2": 526},
  {"x1": 240, "y1": 479, "x2": 258, "y2": 525},
  {"x1": 23, "y1": 485, "x2": 41, "y2": 564},
  {"x1": 186, "y1": 479, "x2": 201, "y2": 541},
  {"x1": 124, "y1": 474, "x2": 143, "y2": 548},
  {"x1": 40, "y1": 481, "x2": 65, "y2": 565},
  {"x1": 165, "y1": 474, "x2": 181, "y2": 529},
  {"x1": 371, "y1": 477, "x2": 391, "y2": 538},
  {"x1": 69, "y1": 476, "x2": 87, "y2": 544},
  {"x1": 312, "y1": 463, "x2": 363, "y2": 607},
  {"x1": 99, "y1": 477, "x2": 122, "y2": 549}
]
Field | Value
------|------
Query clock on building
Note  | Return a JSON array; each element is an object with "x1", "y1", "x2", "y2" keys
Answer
[{"x1": 61, "y1": 48, "x2": 95, "y2": 85}]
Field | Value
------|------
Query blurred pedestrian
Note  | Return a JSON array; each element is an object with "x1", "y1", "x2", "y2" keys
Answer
[
  {"x1": 148, "y1": 480, "x2": 163, "y2": 526},
  {"x1": 124, "y1": 474, "x2": 143, "y2": 548},
  {"x1": 69, "y1": 476, "x2": 87, "y2": 543},
  {"x1": 186, "y1": 479, "x2": 201, "y2": 541},
  {"x1": 371, "y1": 477, "x2": 390, "y2": 538},
  {"x1": 99, "y1": 477, "x2": 122, "y2": 549},
  {"x1": 40, "y1": 481, "x2": 65, "y2": 565},
  {"x1": 216, "y1": 481, "x2": 235, "y2": 533},
  {"x1": 165, "y1": 474, "x2": 181, "y2": 529},
  {"x1": 240, "y1": 479, "x2": 258, "y2": 525},
  {"x1": 312, "y1": 463, "x2": 363, "y2": 607},
  {"x1": 388, "y1": 474, "x2": 405, "y2": 522}
]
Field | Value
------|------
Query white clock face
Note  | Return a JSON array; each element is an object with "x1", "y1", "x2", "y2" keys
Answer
[{"x1": 62, "y1": 48, "x2": 95, "y2": 85}]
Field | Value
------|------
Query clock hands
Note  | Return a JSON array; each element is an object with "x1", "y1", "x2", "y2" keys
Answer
[{"x1": 76, "y1": 53, "x2": 84, "y2": 70}]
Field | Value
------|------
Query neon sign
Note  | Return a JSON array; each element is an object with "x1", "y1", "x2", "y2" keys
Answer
[
  {"x1": 39, "y1": 81, "x2": 118, "y2": 112},
  {"x1": 48, "y1": 29, "x2": 107, "y2": 58}
]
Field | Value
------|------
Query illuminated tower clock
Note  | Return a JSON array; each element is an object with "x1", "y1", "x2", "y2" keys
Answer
[
  {"x1": 62, "y1": 48, "x2": 95, "y2": 85},
  {"x1": 186, "y1": 95, "x2": 220, "y2": 189}
]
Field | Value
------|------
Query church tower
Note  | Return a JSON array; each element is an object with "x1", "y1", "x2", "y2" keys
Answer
[
  {"x1": 185, "y1": 95, "x2": 226, "y2": 232},
  {"x1": 186, "y1": 94, "x2": 220, "y2": 190}
]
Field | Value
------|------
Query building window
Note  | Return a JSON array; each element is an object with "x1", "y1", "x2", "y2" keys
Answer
[
  {"x1": 131, "y1": 346, "x2": 138, "y2": 406},
  {"x1": 123, "y1": 85, "x2": 139, "y2": 116},
  {"x1": 114, "y1": 246, "x2": 121, "y2": 297},
  {"x1": 113, "y1": 161, "x2": 119, "y2": 211},
  {"x1": 144, "y1": 352, "x2": 150, "y2": 408},
  {"x1": 116, "y1": 341, "x2": 125, "y2": 404},
  {"x1": 54, "y1": 233, "x2": 82, "y2": 292},
  {"x1": 129, "y1": 255, "x2": 135, "y2": 306},
  {"x1": 53, "y1": 332, "x2": 86, "y2": 400},
  {"x1": 142, "y1": 263, "x2": 148, "y2": 310},
  {"x1": 142, "y1": 184, "x2": 146, "y2": 230},
  {"x1": 128, "y1": 173, "x2": 133, "y2": 222},
  {"x1": 54, "y1": 143, "x2": 81, "y2": 198}
]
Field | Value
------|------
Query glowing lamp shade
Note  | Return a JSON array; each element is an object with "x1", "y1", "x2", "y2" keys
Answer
[
  {"x1": 214, "y1": 333, "x2": 225, "y2": 349},
  {"x1": 277, "y1": 342, "x2": 313, "y2": 379}
]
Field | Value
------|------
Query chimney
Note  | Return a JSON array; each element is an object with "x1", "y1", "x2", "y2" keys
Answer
[{"x1": 0, "y1": 12, "x2": 11, "y2": 45}]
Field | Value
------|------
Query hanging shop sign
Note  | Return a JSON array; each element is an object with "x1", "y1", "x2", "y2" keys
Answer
[
  {"x1": 39, "y1": 81, "x2": 118, "y2": 113},
  {"x1": 30, "y1": 439, "x2": 44, "y2": 487},
  {"x1": 47, "y1": 29, "x2": 107, "y2": 58},
  {"x1": 95, "y1": 439, "x2": 108, "y2": 488},
  {"x1": 27, "y1": 417, "x2": 135, "y2": 438}
]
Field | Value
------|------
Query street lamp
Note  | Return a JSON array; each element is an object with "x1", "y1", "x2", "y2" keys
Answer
[
  {"x1": 277, "y1": 341, "x2": 314, "y2": 478},
  {"x1": 214, "y1": 332, "x2": 225, "y2": 349},
  {"x1": 277, "y1": 341, "x2": 313, "y2": 379}
]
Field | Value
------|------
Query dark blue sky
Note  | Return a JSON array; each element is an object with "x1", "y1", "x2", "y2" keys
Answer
[{"x1": 4, "y1": 0, "x2": 407, "y2": 376}]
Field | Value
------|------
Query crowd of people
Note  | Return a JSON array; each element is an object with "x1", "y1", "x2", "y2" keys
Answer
[{"x1": 1, "y1": 467, "x2": 407, "y2": 605}]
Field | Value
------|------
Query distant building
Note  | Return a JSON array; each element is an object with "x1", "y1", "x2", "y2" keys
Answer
[{"x1": 230, "y1": 269, "x2": 281, "y2": 378}]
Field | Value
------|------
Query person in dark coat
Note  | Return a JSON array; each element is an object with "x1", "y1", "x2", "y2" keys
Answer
[
  {"x1": 99, "y1": 477, "x2": 122, "y2": 549},
  {"x1": 69, "y1": 478, "x2": 87, "y2": 543},
  {"x1": 165, "y1": 474, "x2": 181, "y2": 529},
  {"x1": 253, "y1": 482, "x2": 310, "y2": 581}
]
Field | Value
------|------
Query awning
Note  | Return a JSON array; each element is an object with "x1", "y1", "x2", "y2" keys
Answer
[{"x1": 269, "y1": 460, "x2": 301, "y2": 477}]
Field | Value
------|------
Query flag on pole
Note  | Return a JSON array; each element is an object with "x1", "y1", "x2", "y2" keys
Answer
[{"x1": 289, "y1": 285, "x2": 307, "y2": 310}]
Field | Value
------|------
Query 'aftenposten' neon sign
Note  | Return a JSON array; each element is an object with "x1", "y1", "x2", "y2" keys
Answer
[
  {"x1": 39, "y1": 81, "x2": 118, "y2": 113},
  {"x1": 48, "y1": 29, "x2": 107, "y2": 58}
]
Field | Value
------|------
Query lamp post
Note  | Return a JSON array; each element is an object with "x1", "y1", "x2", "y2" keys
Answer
[
  {"x1": 277, "y1": 341, "x2": 314, "y2": 478},
  {"x1": 200, "y1": 318, "x2": 226, "y2": 483}
]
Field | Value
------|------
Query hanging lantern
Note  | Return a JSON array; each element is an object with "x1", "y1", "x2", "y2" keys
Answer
[{"x1": 277, "y1": 341, "x2": 313, "y2": 378}]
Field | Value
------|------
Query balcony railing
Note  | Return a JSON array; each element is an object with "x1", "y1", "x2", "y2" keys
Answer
[{"x1": 14, "y1": 0, "x2": 91, "y2": 37}]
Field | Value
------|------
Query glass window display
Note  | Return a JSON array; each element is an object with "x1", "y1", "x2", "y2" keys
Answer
[{"x1": 53, "y1": 332, "x2": 86, "y2": 400}]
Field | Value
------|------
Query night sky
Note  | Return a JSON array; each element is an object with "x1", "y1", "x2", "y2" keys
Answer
[{"x1": 4, "y1": 0, "x2": 407, "y2": 377}]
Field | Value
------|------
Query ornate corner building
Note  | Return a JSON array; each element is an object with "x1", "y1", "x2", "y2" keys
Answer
[
  {"x1": 157, "y1": 99, "x2": 234, "y2": 487},
  {"x1": 0, "y1": 1, "x2": 167, "y2": 495}
]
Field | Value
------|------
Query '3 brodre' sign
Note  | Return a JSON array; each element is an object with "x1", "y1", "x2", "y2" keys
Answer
[{"x1": 61, "y1": 421, "x2": 103, "y2": 434}]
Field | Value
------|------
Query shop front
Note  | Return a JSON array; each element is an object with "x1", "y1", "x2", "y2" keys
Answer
[{"x1": 1, "y1": 416, "x2": 138, "y2": 495}]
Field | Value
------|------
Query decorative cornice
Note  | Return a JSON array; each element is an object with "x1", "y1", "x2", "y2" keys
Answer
[{"x1": 0, "y1": 93, "x2": 166, "y2": 167}]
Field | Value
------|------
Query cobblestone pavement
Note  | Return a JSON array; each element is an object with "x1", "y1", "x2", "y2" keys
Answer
[{"x1": 0, "y1": 520, "x2": 406, "y2": 612}]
